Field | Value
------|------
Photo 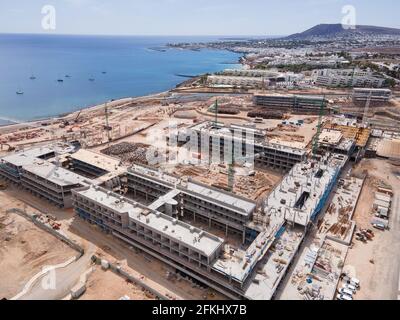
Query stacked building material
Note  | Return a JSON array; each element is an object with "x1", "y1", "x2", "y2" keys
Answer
[{"x1": 101, "y1": 142, "x2": 149, "y2": 165}]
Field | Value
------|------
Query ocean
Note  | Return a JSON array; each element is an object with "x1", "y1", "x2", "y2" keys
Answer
[{"x1": 0, "y1": 34, "x2": 241, "y2": 125}]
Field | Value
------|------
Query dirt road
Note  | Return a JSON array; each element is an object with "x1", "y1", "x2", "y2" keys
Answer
[{"x1": 345, "y1": 159, "x2": 400, "y2": 300}]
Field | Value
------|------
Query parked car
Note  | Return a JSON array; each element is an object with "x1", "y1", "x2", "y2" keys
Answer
[
  {"x1": 336, "y1": 293, "x2": 353, "y2": 301},
  {"x1": 344, "y1": 283, "x2": 357, "y2": 293},
  {"x1": 339, "y1": 288, "x2": 354, "y2": 297}
]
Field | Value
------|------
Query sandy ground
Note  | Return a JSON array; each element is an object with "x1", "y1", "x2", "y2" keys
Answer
[
  {"x1": 70, "y1": 219, "x2": 226, "y2": 300},
  {"x1": 344, "y1": 159, "x2": 400, "y2": 300},
  {"x1": 79, "y1": 266, "x2": 155, "y2": 300},
  {"x1": 0, "y1": 191, "x2": 76, "y2": 299},
  {"x1": 0, "y1": 184, "x2": 226, "y2": 300}
]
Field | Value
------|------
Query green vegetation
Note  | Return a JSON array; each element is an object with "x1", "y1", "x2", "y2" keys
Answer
[{"x1": 255, "y1": 63, "x2": 327, "y2": 73}]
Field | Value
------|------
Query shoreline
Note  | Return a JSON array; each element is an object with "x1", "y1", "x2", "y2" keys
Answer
[
  {"x1": 0, "y1": 45, "x2": 245, "y2": 135},
  {"x1": 0, "y1": 91, "x2": 171, "y2": 135}
]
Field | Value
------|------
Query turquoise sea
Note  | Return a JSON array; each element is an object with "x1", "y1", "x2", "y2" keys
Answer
[{"x1": 0, "y1": 34, "x2": 241, "y2": 124}]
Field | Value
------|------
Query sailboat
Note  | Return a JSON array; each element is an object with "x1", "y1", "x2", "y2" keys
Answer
[
  {"x1": 16, "y1": 89, "x2": 24, "y2": 95},
  {"x1": 29, "y1": 69, "x2": 36, "y2": 80}
]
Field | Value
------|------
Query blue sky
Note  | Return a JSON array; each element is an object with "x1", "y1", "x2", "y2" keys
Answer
[{"x1": 0, "y1": 0, "x2": 399, "y2": 36}]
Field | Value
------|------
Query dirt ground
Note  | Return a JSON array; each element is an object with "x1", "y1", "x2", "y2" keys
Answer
[
  {"x1": 344, "y1": 159, "x2": 400, "y2": 300},
  {"x1": 0, "y1": 193, "x2": 76, "y2": 299},
  {"x1": 79, "y1": 266, "x2": 156, "y2": 300},
  {"x1": 171, "y1": 164, "x2": 282, "y2": 202},
  {"x1": 0, "y1": 185, "x2": 227, "y2": 300}
]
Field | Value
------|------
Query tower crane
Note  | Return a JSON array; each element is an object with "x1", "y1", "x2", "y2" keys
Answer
[
  {"x1": 362, "y1": 92, "x2": 372, "y2": 128},
  {"x1": 311, "y1": 94, "x2": 327, "y2": 157}
]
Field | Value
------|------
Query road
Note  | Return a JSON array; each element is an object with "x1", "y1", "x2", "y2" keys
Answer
[
  {"x1": 345, "y1": 159, "x2": 400, "y2": 300},
  {"x1": 18, "y1": 244, "x2": 95, "y2": 300}
]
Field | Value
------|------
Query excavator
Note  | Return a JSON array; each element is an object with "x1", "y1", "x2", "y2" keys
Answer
[{"x1": 0, "y1": 143, "x2": 15, "y2": 152}]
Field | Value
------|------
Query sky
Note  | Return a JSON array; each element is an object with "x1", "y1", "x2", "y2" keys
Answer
[{"x1": 0, "y1": 0, "x2": 399, "y2": 36}]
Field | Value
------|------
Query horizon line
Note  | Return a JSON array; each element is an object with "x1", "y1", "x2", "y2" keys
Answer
[{"x1": 0, "y1": 32, "x2": 286, "y2": 38}]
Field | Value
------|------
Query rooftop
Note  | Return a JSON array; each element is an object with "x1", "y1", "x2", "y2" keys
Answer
[
  {"x1": 70, "y1": 149, "x2": 122, "y2": 173},
  {"x1": 189, "y1": 121, "x2": 307, "y2": 156},
  {"x1": 184, "y1": 180, "x2": 256, "y2": 216},
  {"x1": 253, "y1": 92, "x2": 326, "y2": 100},
  {"x1": 318, "y1": 129, "x2": 343, "y2": 145},
  {"x1": 23, "y1": 159, "x2": 89, "y2": 187},
  {"x1": 1, "y1": 144, "x2": 75, "y2": 167},
  {"x1": 76, "y1": 186, "x2": 224, "y2": 257},
  {"x1": 264, "y1": 154, "x2": 347, "y2": 226}
]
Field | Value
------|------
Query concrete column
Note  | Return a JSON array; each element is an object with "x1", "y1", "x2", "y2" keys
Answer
[{"x1": 225, "y1": 224, "x2": 228, "y2": 237}]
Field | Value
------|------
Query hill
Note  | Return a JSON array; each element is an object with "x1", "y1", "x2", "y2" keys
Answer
[{"x1": 287, "y1": 24, "x2": 400, "y2": 39}]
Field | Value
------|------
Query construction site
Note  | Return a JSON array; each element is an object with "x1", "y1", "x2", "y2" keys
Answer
[{"x1": 1, "y1": 81, "x2": 400, "y2": 300}]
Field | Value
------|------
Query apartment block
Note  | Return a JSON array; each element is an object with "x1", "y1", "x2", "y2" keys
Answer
[
  {"x1": 352, "y1": 88, "x2": 392, "y2": 103},
  {"x1": 188, "y1": 121, "x2": 308, "y2": 172},
  {"x1": 313, "y1": 69, "x2": 386, "y2": 88},
  {"x1": 253, "y1": 93, "x2": 327, "y2": 114}
]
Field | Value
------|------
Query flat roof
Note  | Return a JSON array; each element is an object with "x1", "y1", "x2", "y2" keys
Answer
[
  {"x1": 1, "y1": 144, "x2": 75, "y2": 167},
  {"x1": 22, "y1": 159, "x2": 88, "y2": 187},
  {"x1": 189, "y1": 121, "x2": 307, "y2": 156},
  {"x1": 319, "y1": 130, "x2": 343, "y2": 145},
  {"x1": 253, "y1": 92, "x2": 326, "y2": 100},
  {"x1": 76, "y1": 186, "x2": 224, "y2": 257},
  {"x1": 70, "y1": 149, "x2": 121, "y2": 173},
  {"x1": 129, "y1": 163, "x2": 256, "y2": 215},
  {"x1": 354, "y1": 88, "x2": 392, "y2": 92},
  {"x1": 129, "y1": 164, "x2": 180, "y2": 187},
  {"x1": 264, "y1": 154, "x2": 347, "y2": 226},
  {"x1": 243, "y1": 226, "x2": 305, "y2": 300},
  {"x1": 184, "y1": 181, "x2": 256, "y2": 216}
]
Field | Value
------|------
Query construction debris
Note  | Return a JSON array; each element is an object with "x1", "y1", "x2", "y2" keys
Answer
[{"x1": 101, "y1": 142, "x2": 149, "y2": 165}]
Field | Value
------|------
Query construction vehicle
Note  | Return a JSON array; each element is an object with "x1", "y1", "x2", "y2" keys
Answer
[{"x1": 74, "y1": 109, "x2": 82, "y2": 123}]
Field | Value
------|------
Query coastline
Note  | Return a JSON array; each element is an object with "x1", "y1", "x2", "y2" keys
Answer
[
  {"x1": 0, "y1": 91, "x2": 171, "y2": 135},
  {"x1": 0, "y1": 62, "x2": 246, "y2": 135}
]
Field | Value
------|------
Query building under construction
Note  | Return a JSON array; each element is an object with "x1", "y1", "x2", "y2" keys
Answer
[
  {"x1": 253, "y1": 93, "x2": 328, "y2": 114},
  {"x1": 0, "y1": 144, "x2": 91, "y2": 207},
  {"x1": 0, "y1": 145, "x2": 123, "y2": 208},
  {"x1": 0, "y1": 143, "x2": 349, "y2": 299},
  {"x1": 187, "y1": 121, "x2": 308, "y2": 172},
  {"x1": 352, "y1": 88, "x2": 392, "y2": 104},
  {"x1": 72, "y1": 152, "x2": 347, "y2": 300}
]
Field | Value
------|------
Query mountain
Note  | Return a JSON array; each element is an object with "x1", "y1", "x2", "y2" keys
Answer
[{"x1": 286, "y1": 24, "x2": 400, "y2": 40}]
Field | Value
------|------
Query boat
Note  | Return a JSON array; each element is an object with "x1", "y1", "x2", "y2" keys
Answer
[
  {"x1": 29, "y1": 75, "x2": 36, "y2": 80},
  {"x1": 89, "y1": 78, "x2": 95, "y2": 81},
  {"x1": 65, "y1": 75, "x2": 71, "y2": 78},
  {"x1": 102, "y1": 71, "x2": 107, "y2": 74},
  {"x1": 16, "y1": 90, "x2": 24, "y2": 95}
]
